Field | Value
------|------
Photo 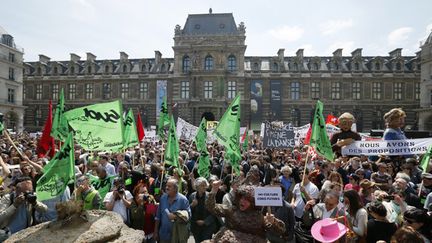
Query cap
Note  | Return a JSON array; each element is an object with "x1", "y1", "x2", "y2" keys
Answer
[{"x1": 421, "y1": 173, "x2": 432, "y2": 180}]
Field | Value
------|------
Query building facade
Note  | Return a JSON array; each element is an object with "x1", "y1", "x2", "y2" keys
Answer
[
  {"x1": 417, "y1": 32, "x2": 432, "y2": 130},
  {"x1": 23, "y1": 11, "x2": 425, "y2": 132},
  {"x1": 0, "y1": 26, "x2": 25, "y2": 132}
]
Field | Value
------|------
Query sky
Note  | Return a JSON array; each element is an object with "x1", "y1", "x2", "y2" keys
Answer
[{"x1": 1, "y1": 0, "x2": 432, "y2": 61}]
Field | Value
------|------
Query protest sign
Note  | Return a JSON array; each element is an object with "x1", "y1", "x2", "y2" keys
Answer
[
  {"x1": 254, "y1": 187, "x2": 283, "y2": 207},
  {"x1": 342, "y1": 138, "x2": 432, "y2": 156},
  {"x1": 262, "y1": 122, "x2": 295, "y2": 148},
  {"x1": 176, "y1": 117, "x2": 198, "y2": 141}
]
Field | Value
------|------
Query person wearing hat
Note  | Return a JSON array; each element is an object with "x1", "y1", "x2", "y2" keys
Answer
[
  {"x1": 311, "y1": 218, "x2": 348, "y2": 243},
  {"x1": 330, "y1": 112, "x2": 361, "y2": 157},
  {"x1": 359, "y1": 179, "x2": 376, "y2": 206},
  {"x1": 418, "y1": 172, "x2": 432, "y2": 207}
]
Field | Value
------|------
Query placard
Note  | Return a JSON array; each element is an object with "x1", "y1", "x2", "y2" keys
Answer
[
  {"x1": 254, "y1": 187, "x2": 283, "y2": 207},
  {"x1": 263, "y1": 122, "x2": 295, "y2": 148}
]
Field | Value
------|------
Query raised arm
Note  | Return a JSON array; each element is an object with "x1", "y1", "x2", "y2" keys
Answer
[{"x1": 206, "y1": 180, "x2": 231, "y2": 217}]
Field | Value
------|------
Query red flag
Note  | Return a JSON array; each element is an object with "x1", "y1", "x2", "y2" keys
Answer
[
  {"x1": 37, "y1": 100, "x2": 55, "y2": 158},
  {"x1": 136, "y1": 113, "x2": 145, "y2": 141},
  {"x1": 326, "y1": 114, "x2": 339, "y2": 126},
  {"x1": 304, "y1": 124, "x2": 312, "y2": 145},
  {"x1": 241, "y1": 127, "x2": 248, "y2": 143}
]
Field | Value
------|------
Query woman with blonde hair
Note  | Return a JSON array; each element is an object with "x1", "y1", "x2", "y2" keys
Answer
[
  {"x1": 322, "y1": 171, "x2": 344, "y2": 191},
  {"x1": 383, "y1": 108, "x2": 407, "y2": 141}
]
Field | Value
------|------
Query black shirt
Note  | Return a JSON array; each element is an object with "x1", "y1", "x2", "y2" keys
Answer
[
  {"x1": 330, "y1": 130, "x2": 362, "y2": 157},
  {"x1": 366, "y1": 219, "x2": 397, "y2": 243}
]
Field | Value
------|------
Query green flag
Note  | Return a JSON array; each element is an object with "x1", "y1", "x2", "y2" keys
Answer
[
  {"x1": 310, "y1": 100, "x2": 335, "y2": 161},
  {"x1": 164, "y1": 115, "x2": 180, "y2": 170},
  {"x1": 420, "y1": 145, "x2": 432, "y2": 172},
  {"x1": 195, "y1": 118, "x2": 210, "y2": 178},
  {"x1": 213, "y1": 94, "x2": 241, "y2": 174},
  {"x1": 157, "y1": 96, "x2": 170, "y2": 140},
  {"x1": 123, "y1": 108, "x2": 139, "y2": 149},
  {"x1": 51, "y1": 89, "x2": 69, "y2": 141},
  {"x1": 0, "y1": 121, "x2": 3, "y2": 134},
  {"x1": 36, "y1": 133, "x2": 75, "y2": 201},
  {"x1": 64, "y1": 100, "x2": 125, "y2": 151}
]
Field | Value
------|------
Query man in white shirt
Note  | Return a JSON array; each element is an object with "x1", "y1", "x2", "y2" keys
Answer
[
  {"x1": 291, "y1": 168, "x2": 319, "y2": 220},
  {"x1": 100, "y1": 155, "x2": 116, "y2": 176},
  {"x1": 103, "y1": 178, "x2": 133, "y2": 223}
]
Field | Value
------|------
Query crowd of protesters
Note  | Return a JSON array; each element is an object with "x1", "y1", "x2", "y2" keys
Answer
[{"x1": 0, "y1": 107, "x2": 432, "y2": 243}]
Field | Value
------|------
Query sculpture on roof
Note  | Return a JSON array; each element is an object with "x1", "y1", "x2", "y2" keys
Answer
[
  {"x1": 238, "y1": 22, "x2": 246, "y2": 33},
  {"x1": 175, "y1": 25, "x2": 181, "y2": 35}
]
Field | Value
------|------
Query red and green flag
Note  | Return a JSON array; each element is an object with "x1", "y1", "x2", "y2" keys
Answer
[{"x1": 310, "y1": 100, "x2": 335, "y2": 162}]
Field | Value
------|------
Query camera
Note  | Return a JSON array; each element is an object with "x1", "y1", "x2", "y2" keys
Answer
[
  {"x1": 24, "y1": 192, "x2": 37, "y2": 204},
  {"x1": 117, "y1": 186, "x2": 125, "y2": 194}
]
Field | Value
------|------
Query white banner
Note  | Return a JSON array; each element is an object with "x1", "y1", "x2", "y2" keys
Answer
[
  {"x1": 176, "y1": 117, "x2": 198, "y2": 141},
  {"x1": 254, "y1": 187, "x2": 283, "y2": 207},
  {"x1": 342, "y1": 138, "x2": 432, "y2": 156}
]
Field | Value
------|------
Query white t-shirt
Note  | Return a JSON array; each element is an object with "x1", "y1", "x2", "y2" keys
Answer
[
  {"x1": 103, "y1": 163, "x2": 116, "y2": 176},
  {"x1": 292, "y1": 181, "x2": 319, "y2": 218},
  {"x1": 103, "y1": 190, "x2": 133, "y2": 222}
]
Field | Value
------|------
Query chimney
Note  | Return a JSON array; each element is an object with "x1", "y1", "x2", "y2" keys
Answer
[
  {"x1": 296, "y1": 49, "x2": 304, "y2": 59},
  {"x1": 155, "y1": 51, "x2": 162, "y2": 64},
  {"x1": 120, "y1": 52, "x2": 129, "y2": 61},
  {"x1": 389, "y1": 48, "x2": 402, "y2": 58},
  {"x1": 38, "y1": 54, "x2": 50, "y2": 63},
  {"x1": 70, "y1": 53, "x2": 81, "y2": 62},
  {"x1": 351, "y1": 48, "x2": 362, "y2": 57},
  {"x1": 86, "y1": 52, "x2": 97, "y2": 62},
  {"x1": 333, "y1": 49, "x2": 343, "y2": 57},
  {"x1": 277, "y1": 48, "x2": 285, "y2": 61}
]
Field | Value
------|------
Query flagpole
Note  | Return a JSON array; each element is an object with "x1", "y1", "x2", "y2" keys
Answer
[
  {"x1": 301, "y1": 146, "x2": 312, "y2": 187},
  {"x1": 159, "y1": 142, "x2": 165, "y2": 191},
  {"x1": 4, "y1": 129, "x2": 25, "y2": 159}
]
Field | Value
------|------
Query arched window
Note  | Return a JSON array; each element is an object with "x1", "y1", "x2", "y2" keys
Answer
[
  {"x1": 204, "y1": 55, "x2": 213, "y2": 70},
  {"x1": 160, "y1": 64, "x2": 166, "y2": 72},
  {"x1": 37, "y1": 67, "x2": 42, "y2": 75},
  {"x1": 313, "y1": 63, "x2": 319, "y2": 71},
  {"x1": 141, "y1": 64, "x2": 147, "y2": 72},
  {"x1": 272, "y1": 62, "x2": 279, "y2": 72},
  {"x1": 70, "y1": 66, "x2": 75, "y2": 75},
  {"x1": 375, "y1": 62, "x2": 380, "y2": 71},
  {"x1": 293, "y1": 63, "x2": 298, "y2": 71},
  {"x1": 182, "y1": 56, "x2": 190, "y2": 73},
  {"x1": 334, "y1": 62, "x2": 339, "y2": 71},
  {"x1": 87, "y1": 66, "x2": 92, "y2": 74},
  {"x1": 122, "y1": 64, "x2": 127, "y2": 73},
  {"x1": 105, "y1": 65, "x2": 109, "y2": 73},
  {"x1": 228, "y1": 55, "x2": 236, "y2": 71}
]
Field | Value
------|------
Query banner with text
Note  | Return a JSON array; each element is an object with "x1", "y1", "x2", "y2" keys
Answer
[
  {"x1": 250, "y1": 80, "x2": 263, "y2": 131},
  {"x1": 176, "y1": 117, "x2": 198, "y2": 141},
  {"x1": 342, "y1": 138, "x2": 432, "y2": 156},
  {"x1": 263, "y1": 122, "x2": 295, "y2": 148},
  {"x1": 254, "y1": 187, "x2": 283, "y2": 207},
  {"x1": 270, "y1": 80, "x2": 282, "y2": 121},
  {"x1": 156, "y1": 80, "x2": 167, "y2": 119}
]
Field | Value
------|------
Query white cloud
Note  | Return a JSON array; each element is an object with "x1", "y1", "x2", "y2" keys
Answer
[
  {"x1": 325, "y1": 41, "x2": 355, "y2": 55},
  {"x1": 268, "y1": 26, "x2": 304, "y2": 42},
  {"x1": 298, "y1": 44, "x2": 317, "y2": 56},
  {"x1": 320, "y1": 19, "x2": 353, "y2": 35},
  {"x1": 388, "y1": 27, "x2": 413, "y2": 46}
]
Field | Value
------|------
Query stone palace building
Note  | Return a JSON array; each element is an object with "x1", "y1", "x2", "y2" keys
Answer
[{"x1": 22, "y1": 10, "x2": 432, "y2": 132}]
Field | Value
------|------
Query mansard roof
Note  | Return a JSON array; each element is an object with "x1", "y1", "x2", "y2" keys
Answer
[{"x1": 182, "y1": 13, "x2": 238, "y2": 35}]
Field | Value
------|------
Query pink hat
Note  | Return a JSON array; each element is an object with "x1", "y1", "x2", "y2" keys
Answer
[{"x1": 311, "y1": 218, "x2": 347, "y2": 243}]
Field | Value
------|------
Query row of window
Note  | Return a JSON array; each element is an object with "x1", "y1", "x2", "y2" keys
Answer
[
  {"x1": 289, "y1": 81, "x2": 420, "y2": 100},
  {"x1": 29, "y1": 81, "x2": 420, "y2": 101},
  {"x1": 182, "y1": 55, "x2": 237, "y2": 72}
]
